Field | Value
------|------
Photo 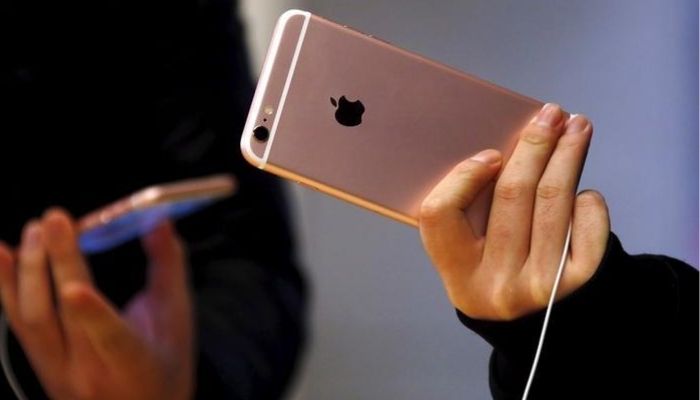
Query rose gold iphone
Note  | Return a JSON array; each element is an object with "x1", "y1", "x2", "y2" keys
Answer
[
  {"x1": 77, "y1": 174, "x2": 236, "y2": 254},
  {"x1": 241, "y1": 9, "x2": 544, "y2": 233}
]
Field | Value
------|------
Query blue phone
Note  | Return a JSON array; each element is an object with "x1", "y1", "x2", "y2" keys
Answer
[{"x1": 77, "y1": 175, "x2": 236, "y2": 255}]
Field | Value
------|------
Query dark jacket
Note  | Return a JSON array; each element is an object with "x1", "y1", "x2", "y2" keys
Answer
[
  {"x1": 1, "y1": 0, "x2": 307, "y2": 398},
  {"x1": 460, "y1": 234, "x2": 699, "y2": 399}
]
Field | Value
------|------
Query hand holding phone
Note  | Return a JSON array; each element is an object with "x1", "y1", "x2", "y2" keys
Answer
[
  {"x1": 77, "y1": 174, "x2": 236, "y2": 254},
  {"x1": 0, "y1": 209, "x2": 196, "y2": 400}
]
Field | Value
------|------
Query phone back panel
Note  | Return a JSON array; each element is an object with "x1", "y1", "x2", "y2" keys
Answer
[{"x1": 242, "y1": 10, "x2": 542, "y2": 233}]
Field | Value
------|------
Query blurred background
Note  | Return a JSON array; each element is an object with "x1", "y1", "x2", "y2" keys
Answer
[{"x1": 240, "y1": 1, "x2": 698, "y2": 398}]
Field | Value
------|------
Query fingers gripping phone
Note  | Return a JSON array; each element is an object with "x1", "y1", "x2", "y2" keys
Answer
[
  {"x1": 241, "y1": 10, "x2": 544, "y2": 234},
  {"x1": 77, "y1": 174, "x2": 236, "y2": 254}
]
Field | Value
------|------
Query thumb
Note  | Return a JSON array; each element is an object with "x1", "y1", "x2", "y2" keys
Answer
[
  {"x1": 142, "y1": 221, "x2": 189, "y2": 303},
  {"x1": 419, "y1": 149, "x2": 503, "y2": 270}
]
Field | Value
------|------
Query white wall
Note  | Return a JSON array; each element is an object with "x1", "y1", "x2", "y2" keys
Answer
[{"x1": 240, "y1": 1, "x2": 698, "y2": 398}]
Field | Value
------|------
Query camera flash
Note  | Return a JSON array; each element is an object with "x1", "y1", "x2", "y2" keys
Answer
[{"x1": 264, "y1": 106, "x2": 274, "y2": 115}]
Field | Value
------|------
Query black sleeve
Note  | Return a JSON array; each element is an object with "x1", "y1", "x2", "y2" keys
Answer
[{"x1": 458, "y1": 233, "x2": 699, "y2": 399}]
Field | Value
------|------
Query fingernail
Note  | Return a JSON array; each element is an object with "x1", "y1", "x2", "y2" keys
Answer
[
  {"x1": 470, "y1": 149, "x2": 501, "y2": 165},
  {"x1": 532, "y1": 103, "x2": 562, "y2": 127},
  {"x1": 566, "y1": 114, "x2": 590, "y2": 134},
  {"x1": 23, "y1": 223, "x2": 42, "y2": 250}
]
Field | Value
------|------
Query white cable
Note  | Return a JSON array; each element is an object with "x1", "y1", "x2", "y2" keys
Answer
[
  {"x1": 0, "y1": 313, "x2": 29, "y2": 400},
  {"x1": 521, "y1": 221, "x2": 573, "y2": 400}
]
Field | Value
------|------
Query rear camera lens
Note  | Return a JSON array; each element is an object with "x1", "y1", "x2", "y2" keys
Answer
[{"x1": 253, "y1": 126, "x2": 270, "y2": 142}]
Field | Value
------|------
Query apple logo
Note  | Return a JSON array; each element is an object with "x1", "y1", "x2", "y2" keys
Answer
[{"x1": 331, "y1": 96, "x2": 365, "y2": 127}]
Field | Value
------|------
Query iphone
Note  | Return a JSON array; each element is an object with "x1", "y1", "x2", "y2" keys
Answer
[
  {"x1": 241, "y1": 10, "x2": 544, "y2": 233},
  {"x1": 77, "y1": 174, "x2": 236, "y2": 254}
]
